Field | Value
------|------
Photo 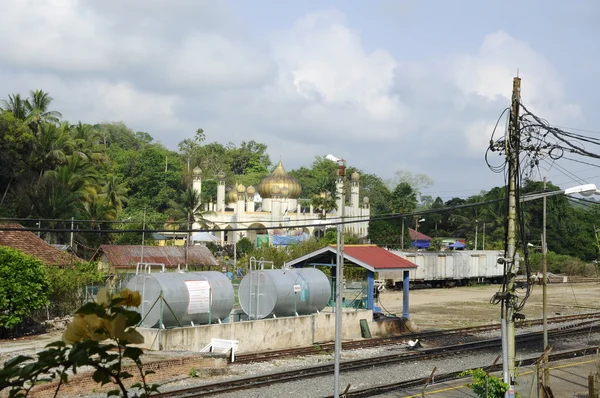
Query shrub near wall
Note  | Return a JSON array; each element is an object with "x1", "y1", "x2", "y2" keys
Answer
[
  {"x1": 39, "y1": 261, "x2": 105, "y2": 319},
  {"x1": 0, "y1": 247, "x2": 49, "y2": 332}
]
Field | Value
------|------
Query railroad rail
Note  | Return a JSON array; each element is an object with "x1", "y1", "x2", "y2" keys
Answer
[
  {"x1": 153, "y1": 322, "x2": 600, "y2": 398},
  {"x1": 332, "y1": 347, "x2": 596, "y2": 397},
  {"x1": 235, "y1": 311, "x2": 600, "y2": 363}
]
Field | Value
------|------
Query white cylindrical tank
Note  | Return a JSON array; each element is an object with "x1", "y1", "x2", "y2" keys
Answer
[
  {"x1": 239, "y1": 268, "x2": 331, "y2": 319},
  {"x1": 126, "y1": 271, "x2": 234, "y2": 328}
]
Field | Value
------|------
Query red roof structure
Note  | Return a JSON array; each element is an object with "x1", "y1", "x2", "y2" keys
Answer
[
  {"x1": 98, "y1": 245, "x2": 218, "y2": 269},
  {"x1": 286, "y1": 244, "x2": 417, "y2": 272},
  {"x1": 0, "y1": 223, "x2": 82, "y2": 266},
  {"x1": 407, "y1": 228, "x2": 432, "y2": 241}
]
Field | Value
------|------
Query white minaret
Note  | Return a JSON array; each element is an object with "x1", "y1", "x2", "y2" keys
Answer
[
  {"x1": 192, "y1": 167, "x2": 202, "y2": 199},
  {"x1": 336, "y1": 174, "x2": 344, "y2": 215},
  {"x1": 246, "y1": 186, "x2": 256, "y2": 212},
  {"x1": 216, "y1": 171, "x2": 225, "y2": 212}
]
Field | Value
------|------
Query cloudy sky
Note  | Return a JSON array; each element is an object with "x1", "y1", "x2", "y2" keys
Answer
[{"x1": 2, "y1": 0, "x2": 599, "y2": 200}]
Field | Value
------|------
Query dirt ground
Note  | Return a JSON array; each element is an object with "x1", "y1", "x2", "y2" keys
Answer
[{"x1": 377, "y1": 281, "x2": 600, "y2": 329}]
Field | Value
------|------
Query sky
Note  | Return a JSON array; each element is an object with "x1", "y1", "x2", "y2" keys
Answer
[{"x1": 1, "y1": 0, "x2": 600, "y2": 200}]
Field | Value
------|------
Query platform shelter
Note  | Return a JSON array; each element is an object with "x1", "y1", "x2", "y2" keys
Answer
[{"x1": 286, "y1": 244, "x2": 417, "y2": 318}]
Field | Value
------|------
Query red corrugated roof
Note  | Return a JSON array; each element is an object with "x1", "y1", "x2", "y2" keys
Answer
[
  {"x1": 337, "y1": 245, "x2": 417, "y2": 270},
  {"x1": 408, "y1": 228, "x2": 432, "y2": 241},
  {"x1": 99, "y1": 245, "x2": 218, "y2": 268},
  {"x1": 286, "y1": 244, "x2": 417, "y2": 272},
  {"x1": 0, "y1": 223, "x2": 82, "y2": 266}
]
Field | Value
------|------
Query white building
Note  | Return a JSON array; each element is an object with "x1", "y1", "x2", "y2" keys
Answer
[{"x1": 191, "y1": 161, "x2": 371, "y2": 246}]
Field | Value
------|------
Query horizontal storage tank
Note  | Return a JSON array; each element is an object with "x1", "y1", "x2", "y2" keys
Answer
[
  {"x1": 126, "y1": 271, "x2": 234, "y2": 328},
  {"x1": 239, "y1": 268, "x2": 331, "y2": 319}
]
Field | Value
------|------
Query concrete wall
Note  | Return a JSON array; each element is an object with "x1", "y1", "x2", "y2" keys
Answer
[{"x1": 137, "y1": 309, "x2": 404, "y2": 354}]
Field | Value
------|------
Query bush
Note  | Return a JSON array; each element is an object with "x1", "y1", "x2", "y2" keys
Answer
[
  {"x1": 0, "y1": 247, "x2": 49, "y2": 329},
  {"x1": 42, "y1": 262, "x2": 106, "y2": 319},
  {"x1": 460, "y1": 368, "x2": 518, "y2": 398},
  {"x1": 0, "y1": 286, "x2": 159, "y2": 397}
]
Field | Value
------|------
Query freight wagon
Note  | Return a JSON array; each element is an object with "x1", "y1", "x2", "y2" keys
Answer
[{"x1": 378, "y1": 250, "x2": 513, "y2": 288}]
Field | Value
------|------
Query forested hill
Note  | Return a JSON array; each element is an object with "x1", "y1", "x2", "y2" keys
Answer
[{"x1": 2, "y1": 90, "x2": 600, "y2": 261}]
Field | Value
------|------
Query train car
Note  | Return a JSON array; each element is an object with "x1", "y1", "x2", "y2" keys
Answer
[{"x1": 378, "y1": 250, "x2": 511, "y2": 288}]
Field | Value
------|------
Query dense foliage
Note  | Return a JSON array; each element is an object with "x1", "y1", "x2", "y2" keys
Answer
[
  {"x1": 0, "y1": 286, "x2": 159, "y2": 397},
  {"x1": 42, "y1": 262, "x2": 106, "y2": 319},
  {"x1": 1, "y1": 89, "x2": 600, "y2": 269},
  {"x1": 460, "y1": 368, "x2": 516, "y2": 398},
  {"x1": 0, "y1": 247, "x2": 49, "y2": 329}
]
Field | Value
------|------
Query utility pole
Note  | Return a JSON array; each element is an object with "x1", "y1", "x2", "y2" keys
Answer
[
  {"x1": 502, "y1": 76, "x2": 521, "y2": 397},
  {"x1": 401, "y1": 217, "x2": 404, "y2": 250},
  {"x1": 70, "y1": 217, "x2": 74, "y2": 248},
  {"x1": 542, "y1": 177, "x2": 549, "y2": 387},
  {"x1": 475, "y1": 220, "x2": 478, "y2": 250},
  {"x1": 141, "y1": 208, "x2": 146, "y2": 263},
  {"x1": 334, "y1": 159, "x2": 346, "y2": 398}
]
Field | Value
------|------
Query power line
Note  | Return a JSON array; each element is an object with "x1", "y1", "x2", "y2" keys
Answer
[{"x1": 0, "y1": 198, "x2": 504, "y2": 235}]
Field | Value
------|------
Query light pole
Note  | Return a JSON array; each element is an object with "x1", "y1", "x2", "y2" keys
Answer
[
  {"x1": 475, "y1": 219, "x2": 478, "y2": 250},
  {"x1": 482, "y1": 223, "x2": 486, "y2": 250},
  {"x1": 520, "y1": 182, "x2": 598, "y2": 388},
  {"x1": 414, "y1": 218, "x2": 425, "y2": 249},
  {"x1": 333, "y1": 159, "x2": 346, "y2": 398}
]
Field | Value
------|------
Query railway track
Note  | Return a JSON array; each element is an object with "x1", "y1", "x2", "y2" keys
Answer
[
  {"x1": 235, "y1": 311, "x2": 600, "y2": 363},
  {"x1": 153, "y1": 322, "x2": 600, "y2": 398},
  {"x1": 330, "y1": 347, "x2": 596, "y2": 398}
]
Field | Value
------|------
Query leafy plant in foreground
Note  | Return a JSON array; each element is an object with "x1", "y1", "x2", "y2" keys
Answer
[
  {"x1": 460, "y1": 368, "x2": 519, "y2": 398},
  {"x1": 0, "y1": 287, "x2": 159, "y2": 397}
]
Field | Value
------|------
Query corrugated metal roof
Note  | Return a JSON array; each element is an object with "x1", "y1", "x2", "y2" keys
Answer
[
  {"x1": 99, "y1": 245, "x2": 218, "y2": 268},
  {"x1": 0, "y1": 223, "x2": 82, "y2": 266},
  {"x1": 287, "y1": 244, "x2": 417, "y2": 272}
]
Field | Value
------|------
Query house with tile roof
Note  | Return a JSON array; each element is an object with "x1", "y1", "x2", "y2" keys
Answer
[
  {"x1": 407, "y1": 228, "x2": 432, "y2": 249},
  {"x1": 0, "y1": 223, "x2": 82, "y2": 266},
  {"x1": 97, "y1": 245, "x2": 219, "y2": 273}
]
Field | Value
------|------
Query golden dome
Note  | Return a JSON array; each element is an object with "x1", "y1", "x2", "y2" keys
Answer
[
  {"x1": 257, "y1": 160, "x2": 302, "y2": 199},
  {"x1": 236, "y1": 183, "x2": 246, "y2": 194},
  {"x1": 246, "y1": 186, "x2": 256, "y2": 195},
  {"x1": 226, "y1": 188, "x2": 237, "y2": 203},
  {"x1": 351, "y1": 171, "x2": 360, "y2": 181}
]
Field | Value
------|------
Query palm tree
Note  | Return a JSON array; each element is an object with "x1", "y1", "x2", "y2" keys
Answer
[
  {"x1": 1, "y1": 94, "x2": 30, "y2": 121},
  {"x1": 100, "y1": 175, "x2": 129, "y2": 215},
  {"x1": 44, "y1": 155, "x2": 99, "y2": 196},
  {"x1": 34, "y1": 122, "x2": 71, "y2": 176},
  {"x1": 25, "y1": 89, "x2": 62, "y2": 128},
  {"x1": 168, "y1": 186, "x2": 213, "y2": 267},
  {"x1": 70, "y1": 122, "x2": 107, "y2": 164}
]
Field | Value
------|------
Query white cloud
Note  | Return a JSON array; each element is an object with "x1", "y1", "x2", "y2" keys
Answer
[
  {"x1": 0, "y1": 0, "x2": 117, "y2": 72},
  {"x1": 270, "y1": 9, "x2": 406, "y2": 125},
  {"x1": 166, "y1": 33, "x2": 274, "y2": 89},
  {"x1": 450, "y1": 30, "x2": 582, "y2": 124},
  {"x1": 0, "y1": 5, "x2": 586, "y2": 196}
]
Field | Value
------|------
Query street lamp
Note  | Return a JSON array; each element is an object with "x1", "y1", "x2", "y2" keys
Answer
[
  {"x1": 414, "y1": 218, "x2": 425, "y2": 249},
  {"x1": 515, "y1": 182, "x2": 599, "y2": 388}
]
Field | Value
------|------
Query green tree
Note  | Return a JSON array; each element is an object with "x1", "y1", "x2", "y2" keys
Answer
[
  {"x1": 0, "y1": 112, "x2": 34, "y2": 209},
  {"x1": 0, "y1": 247, "x2": 49, "y2": 329},
  {"x1": 0, "y1": 93, "x2": 30, "y2": 121},
  {"x1": 109, "y1": 143, "x2": 183, "y2": 212},
  {"x1": 24, "y1": 89, "x2": 62, "y2": 129}
]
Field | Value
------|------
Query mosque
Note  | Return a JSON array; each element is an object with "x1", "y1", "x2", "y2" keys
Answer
[{"x1": 190, "y1": 161, "x2": 371, "y2": 247}]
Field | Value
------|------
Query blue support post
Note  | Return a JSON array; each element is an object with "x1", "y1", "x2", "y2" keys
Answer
[
  {"x1": 367, "y1": 270, "x2": 375, "y2": 310},
  {"x1": 402, "y1": 270, "x2": 410, "y2": 319}
]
